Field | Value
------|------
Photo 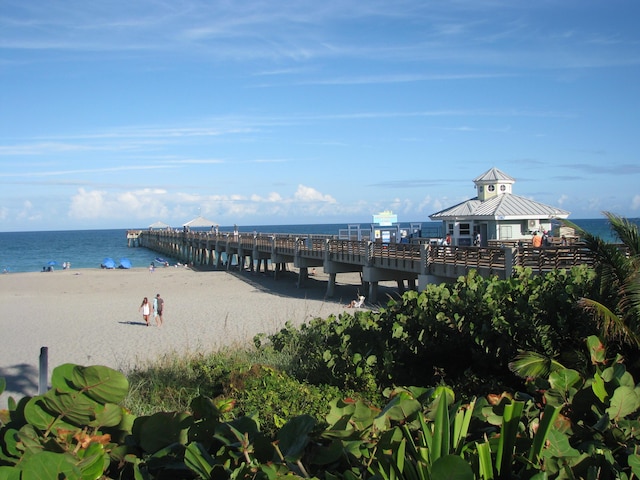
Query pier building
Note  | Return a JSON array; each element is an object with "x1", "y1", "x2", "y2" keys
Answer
[{"x1": 429, "y1": 167, "x2": 570, "y2": 247}]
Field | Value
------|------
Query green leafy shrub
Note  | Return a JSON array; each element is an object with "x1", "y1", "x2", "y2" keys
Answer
[
  {"x1": 260, "y1": 266, "x2": 597, "y2": 398},
  {"x1": 228, "y1": 364, "x2": 354, "y2": 438},
  {"x1": 4, "y1": 334, "x2": 640, "y2": 478}
]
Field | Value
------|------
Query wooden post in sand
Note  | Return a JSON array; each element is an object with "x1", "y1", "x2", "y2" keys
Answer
[{"x1": 39, "y1": 346, "x2": 48, "y2": 394}]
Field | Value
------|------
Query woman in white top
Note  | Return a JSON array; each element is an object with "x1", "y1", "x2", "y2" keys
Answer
[{"x1": 139, "y1": 297, "x2": 151, "y2": 326}]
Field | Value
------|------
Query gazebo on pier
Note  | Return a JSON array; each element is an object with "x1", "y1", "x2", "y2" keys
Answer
[
  {"x1": 429, "y1": 167, "x2": 570, "y2": 247},
  {"x1": 182, "y1": 215, "x2": 218, "y2": 232}
]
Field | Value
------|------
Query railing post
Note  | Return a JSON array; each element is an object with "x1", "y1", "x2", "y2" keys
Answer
[
  {"x1": 420, "y1": 243, "x2": 429, "y2": 275},
  {"x1": 504, "y1": 247, "x2": 517, "y2": 278},
  {"x1": 39, "y1": 346, "x2": 48, "y2": 395}
]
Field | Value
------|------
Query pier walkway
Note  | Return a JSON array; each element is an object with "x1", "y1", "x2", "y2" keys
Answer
[{"x1": 128, "y1": 230, "x2": 594, "y2": 302}]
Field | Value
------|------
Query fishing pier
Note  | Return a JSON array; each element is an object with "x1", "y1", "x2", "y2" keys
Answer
[{"x1": 127, "y1": 229, "x2": 593, "y2": 302}]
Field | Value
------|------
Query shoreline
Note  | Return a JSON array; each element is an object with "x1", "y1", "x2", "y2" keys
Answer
[{"x1": 0, "y1": 266, "x2": 388, "y2": 408}]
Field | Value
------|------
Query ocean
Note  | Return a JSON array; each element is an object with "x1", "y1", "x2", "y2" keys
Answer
[{"x1": 0, "y1": 219, "x2": 636, "y2": 273}]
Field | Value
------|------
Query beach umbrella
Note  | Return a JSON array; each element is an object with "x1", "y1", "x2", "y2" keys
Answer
[
  {"x1": 102, "y1": 257, "x2": 116, "y2": 269},
  {"x1": 47, "y1": 260, "x2": 58, "y2": 266},
  {"x1": 119, "y1": 258, "x2": 132, "y2": 269}
]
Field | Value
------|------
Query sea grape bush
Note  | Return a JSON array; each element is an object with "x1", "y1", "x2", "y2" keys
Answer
[
  {"x1": 261, "y1": 266, "x2": 597, "y2": 397},
  {"x1": 3, "y1": 336, "x2": 640, "y2": 479}
]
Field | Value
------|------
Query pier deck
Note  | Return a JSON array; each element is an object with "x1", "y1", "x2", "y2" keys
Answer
[{"x1": 127, "y1": 230, "x2": 594, "y2": 302}]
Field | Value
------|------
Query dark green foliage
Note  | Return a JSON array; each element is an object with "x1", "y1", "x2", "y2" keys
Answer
[
  {"x1": 227, "y1": 364, "x2": 355, "y2": 438},
  {"x1": 260, "y1": 266, "x2": 597, "y2": 398}
]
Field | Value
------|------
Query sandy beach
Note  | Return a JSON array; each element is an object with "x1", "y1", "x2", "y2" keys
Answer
[{"x1": 0, "y1": 265, "x2": 391, "y2": 408}]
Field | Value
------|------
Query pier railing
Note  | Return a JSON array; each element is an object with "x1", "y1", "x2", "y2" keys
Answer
[{"x1": 130, "y1": 230, "x2": 596, "y2": 279}]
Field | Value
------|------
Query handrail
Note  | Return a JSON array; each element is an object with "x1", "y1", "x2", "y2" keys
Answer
[{"x1": 135, "y1": 230, "x2": 595, "y2": 277}]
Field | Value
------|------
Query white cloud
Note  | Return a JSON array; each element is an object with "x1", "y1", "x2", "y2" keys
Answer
[
  {"x1": 557, "y1": 194, "x2": 568, "y2": 206},
  {"x1": 17, "y1": 200, "x2": 42, "y2": 221},
  {"x1": 632, "y1": 195, "x2": 640, "y2": 211},
  {"x1": 69, "y1": 188, "x2": 169, "y2": 220},
  {"x1": 293, "y1": 185, "x2": 336, "y2": 203},
  {"x1": 417, "y1": 195, "x2": 433, "y2": 212}
]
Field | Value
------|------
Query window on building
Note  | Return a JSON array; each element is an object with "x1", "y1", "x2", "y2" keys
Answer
[
  {"x1": 500, "y1": 225, "x2": 513, "y2": 239},
  {"x1": 448, "y1": 223, "x2": 454, "y2": 235},
  {"x1": 488, "y1": 185, "x2": 495, "y2": 192},
  {"x1": 500, "y1": 185, "x2": 506, "y2": 192},
  {"x1": 460, "y1": 223, "x2": 470, "y2": 235}
]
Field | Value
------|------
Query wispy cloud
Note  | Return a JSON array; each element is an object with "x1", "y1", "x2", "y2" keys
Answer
[
  {"x1": 2, "y1": 0, "x2": 636, "y2": 69},
  {"x1": 0, "y1": 164, "x2": 175, "y2": 178}
]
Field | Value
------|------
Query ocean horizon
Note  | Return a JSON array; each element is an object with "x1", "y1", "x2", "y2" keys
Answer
[{"x1": 1, "y1": 218, "x2": 637, "y2": 273}]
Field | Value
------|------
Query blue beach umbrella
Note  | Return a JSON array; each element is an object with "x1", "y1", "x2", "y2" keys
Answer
[
  {"x1": 47, "y1": 260, "x2": 58, "y2": 266},
  {"x1": 119, "y1": 258, "x2": 132, "y2": 269},
  {"x1": 102, "y1": 257, "x2": 116, "y2": 269}
]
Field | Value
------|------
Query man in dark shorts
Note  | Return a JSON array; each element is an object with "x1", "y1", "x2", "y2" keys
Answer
[{"x1": 155, "y1": 293, "x2": 164, "y2": 327}]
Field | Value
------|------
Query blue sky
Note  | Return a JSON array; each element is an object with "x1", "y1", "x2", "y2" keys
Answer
[{"x1": 1, "y1": 1, "x2": 639, "y2": 232}]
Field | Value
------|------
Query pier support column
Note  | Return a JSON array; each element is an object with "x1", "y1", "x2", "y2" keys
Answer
[
  {"x1": 368, "y1": 282, "x2": 379, "y2": 303},
  {"x1": 297, "y1": 267, "x2": 308, "y2": 288},
  {"x1": 326, "y1": 273, "x2": 337, "y2": 297},
  {"x1": 396, "y1": 279, "x2": 406, "y2": 294}
]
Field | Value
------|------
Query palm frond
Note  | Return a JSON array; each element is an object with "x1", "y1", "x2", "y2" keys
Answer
[
  {"x1": 508, "y1": 351, "x2": 566, "y2": 379},
  {"x1": 604, "y1": 211, "x2": 640, "y2": 256},
  {"x1": 578, "y1": 297, "x2": 640, "y2": 348}
]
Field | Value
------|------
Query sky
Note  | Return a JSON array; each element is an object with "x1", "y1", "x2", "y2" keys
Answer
[{"x1": 1, "y1": 1, "x2": 639, "y2": 232}]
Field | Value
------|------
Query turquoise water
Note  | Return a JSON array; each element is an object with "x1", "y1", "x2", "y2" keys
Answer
[{"x1": 0, "y1": 219, "x2": 636, "y2": 273}]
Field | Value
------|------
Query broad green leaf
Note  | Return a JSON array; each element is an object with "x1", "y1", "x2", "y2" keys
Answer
[
  {"x1": 0, "y1": 466, "x2": 21, "y2": 480},
  {"x1": 606, "y1": 386, "x2": 640, "y2": 420},
  {"x1": 431, "y1": 455, "x2": 474, "y2": 480},
  {"x1": 277, "y1": 415, "x2": 316, "y2": 461},
  {"x1": 50, "y1": 364, "x2": 79, "y2": 393},
  {"x1": 70, "y1": 365, "x2": 129, "y2": 405},
  {"x1": 548, "y1": 369, "x2": 581, "y2": 392},
  {"x1": 40, "y1": 390, "x2": 100, "y2": 427},
  {"x1": 530, "y1": 404, "x2": 562, "y2": 464},
  {"x1": 476, "y1": 442, "x2": 494, "y2": 480},
  {"x1": 431, "y1": 392, "x2": 450, "y2": 462},
  {"x1": 184, "y1": 441, "x2": 216, "y2": 479},
  {"x1": 628, "y1": 453, "x2": 640, "y2": 477},
  {"x1": 591, "y1": 372, "x2": 607, "y2": 403},
  {"x1": 76, "y1": 442, "x2": 107, "y2": 480},
  {"x1": 452, "y1": 399, "x2": 475, "y2": 454},
  {"x1": 23, "y1": 397, "x2": 77, "y2": 432},
  {"x1": 20, "y1": 451, "x2": 81, "y2": 480},
  {"x1": 586, "y1": 336, "x2": 606, "y2": 364},
  {"x1": 91, "y1": 403, "x2": 123, "y2": 428},
  {"x1": 496, "y1": 400, "x2": 524, "y2": 477},
  {"x1": 378, "y1": 392, "x2": 421, "y2": 423},
  {"x1": 540, "y1": 428, "x2": 580, "y2": 459},
  {"x1": 134, "y1": 412, "x2": 192, "y2": 454},
  {"x1": 2, "y1": 428, "x2": 20, "y2": 459}
]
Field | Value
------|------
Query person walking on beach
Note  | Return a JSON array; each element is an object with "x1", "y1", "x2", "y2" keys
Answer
[
  {"x1": 153, "y1": 295, "x2": 159, "y2": 325},
  {"x1": 155, "y1": 293, "x2": 164, "y2": 327},
  {"x1": 139, "y1": 297, "x2": 151, "y2": 326}
]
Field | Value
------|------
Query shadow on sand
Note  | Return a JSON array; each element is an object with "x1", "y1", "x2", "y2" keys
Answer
[
  {"x1": 189, "y1": 264, "x2": 400, "y2": 307},
  {"x1": 118, "y1": 321, "x2": 152, "y2": 327},
  {"x1": 0, "y1": 363, "x2": 38, "y2": 402}
]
